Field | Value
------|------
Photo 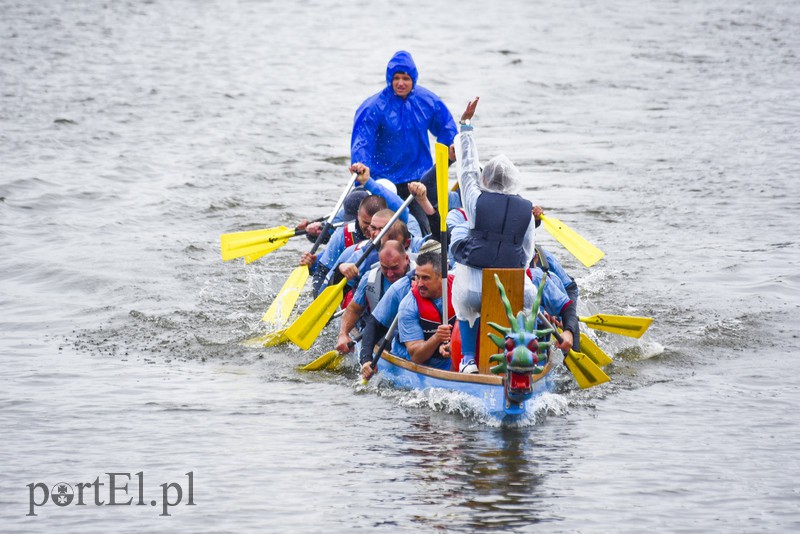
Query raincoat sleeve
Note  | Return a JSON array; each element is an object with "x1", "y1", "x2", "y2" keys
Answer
[
  {"x1": 363, "y1": 178, "x2": 409, "y2": 223},
  {"x1": 350, "y1": 100, "x2": 380, "y2": 167},
  {"x1": 430, "y1": 98, "x2": 458, "y2": 146}
]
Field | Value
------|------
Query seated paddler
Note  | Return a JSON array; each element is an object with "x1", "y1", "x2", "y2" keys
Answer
[
  {"x1": 530, "y1": 243, "x2": 580, "y2": 353},
  {"x1": 335, "y1": 239, "x2": 413, "y2": 355},
  {"x1": 300, "y1": 193, "x2": 387, "y2": 296},
  {"x1": 394, "y1": 246, "x2": 454, "y2": 371},
  {"x1": 321, "y1": 211, "x2": 411, "y2": 302},
  {"x1": 358, "y1": 239, "x2": 441, "y2": 381}
]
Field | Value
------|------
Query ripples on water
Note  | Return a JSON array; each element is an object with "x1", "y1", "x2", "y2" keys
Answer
[{"x1": 2, "y1": 0, "x2": 799, "y2": 531}]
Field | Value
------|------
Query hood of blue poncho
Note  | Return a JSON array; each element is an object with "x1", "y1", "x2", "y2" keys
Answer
[{"x1": 385, "y1": 51, "x2": 418, "y2": 88}]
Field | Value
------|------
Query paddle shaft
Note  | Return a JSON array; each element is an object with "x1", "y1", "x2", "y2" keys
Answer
[
  {"x1": 435, "y1": 142, "x2": 450, "y2": 327},
  {"x1": 308, "y1": 173, "x2": 358, "y2": 257},
  {"x1": 369, "y1": 314, "x2": 400, "y2": 370},
  {"x1": 439, "y1": 230, "x2": 449, "y2": 326},
  {"x1": 537, "y1": 312, "x2": 565, "y2": 346}
]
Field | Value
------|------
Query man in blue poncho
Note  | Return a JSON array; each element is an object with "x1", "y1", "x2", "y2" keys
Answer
[{"x1": 350, "y1": 50, "x2": 458, "y2": 235}]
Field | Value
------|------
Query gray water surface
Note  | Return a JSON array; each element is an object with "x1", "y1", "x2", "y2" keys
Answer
[{"x1": 2, "y1": 0, "x2": 799, "y2": 531}]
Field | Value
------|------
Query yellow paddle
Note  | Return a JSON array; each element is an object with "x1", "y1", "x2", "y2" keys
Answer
[
  {"x1": 261, "y1": 266, "x2": 310, "y2": 325},
  {"x1": 284, "y1": 277, "x2": 349, "y2": 350},
  {"x1": 299, "y1": 333, "x2": 361, "y2": 371},
  {"x1": 539, "y1": 214, "x2": 605, "y2": 268},
  {"x1": 557, "y1": 327, "x2": 614, "y2": 368},
  {"x1": 564, "y1": 350, "x2": 610, "y2": 389},
  {"x1": 579, "y1": 313, "x2": 653, "y2": 338},
  {"x1": 221, "y1": 226, "x2": 306, "y2": 262},
  {"x1": 539, "y1": 312, "x2": 609, "y2": 389},
  {"x1": 253, "y1": 309, "x2": 346, "y2": 348},
  {"x1": 285, "y1": 194, "x2": 417, "y2": 350},
  {"x1": 261, "y1": 176, "x2": 357, "y2": 328},
  {"x1": 221, "y1": 214, "x2": 333, "y2": 264},
  {"x1": 435, "y1": 143, "x2": 450, "y2": 325},
  {"x1": 299, "y1": 350, "x2": 345, "y2": 371},
  {"x1": 240, "y1": 328, "x2": 286, "y2": 347},
  {"x1": 579, "y1": 332, "x2": 613, "y2": 367}
]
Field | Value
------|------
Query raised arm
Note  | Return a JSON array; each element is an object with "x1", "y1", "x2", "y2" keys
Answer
[{"x1": 454, "y1": 97, "x2": 481, "y2": 220}]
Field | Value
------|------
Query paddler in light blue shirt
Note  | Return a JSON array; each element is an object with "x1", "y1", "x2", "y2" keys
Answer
[{"x1": 336, "y1": 240, "x2": 413, "y2": 355}]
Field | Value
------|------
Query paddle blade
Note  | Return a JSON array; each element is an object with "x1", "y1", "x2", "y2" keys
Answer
[
  {"x1": 579, "y1": 333, "x2": 613, "y2": 367},
  {"x1": 540, "y1": 215, "x2": 604, "y2": 268},
  {"x1": 220, "y1": 226, "x2": 294, "y2": 262},
  {"x1": 435, "y1": 143, "x2": 449, "y2": 232},
  {"x1": 239, "y1": 328, "x2": 287, "y2": 347},
  {"x1": 564, "y1": 350, "x2": 610, "y2": 389},
  {"x1": 326, "y1": 353, "x2": 347, "y2": 371},
  {"x1": 244, "y1": 248, "x2": 271, "y2": 264},
  {"x1": 262, "y1": 329, "x2": 288, "y2": 347},
  {"x1": 580, "y1": 314, "x2": 653, "y2": 339},
  {"x1": 299, "y1": 350, "x2": 342, "y2": 371},
  {"x1": 262, "y1": 265, "x2": 310, "y2": 326},
  {"x1": 285, "y1": 280, "x2": 346, "y2": 350}
]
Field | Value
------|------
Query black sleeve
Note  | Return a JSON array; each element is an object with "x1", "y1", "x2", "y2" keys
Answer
[
  {"x1": 359, "y1": 315, "x2": 389, "y2": 365},
  {"x1": 330, "y1": 267, "x2": 345, "y2": 286},
  {"x1": 427, "y1": 212, "x2": 442, "y2": 241},
  {"x1": 565, "y1": 281, "x2": 579, "y2": 304},
  {"x1": 311, "y1": 264, "x2": 331, "y2": 297},
  {"x1": 560, "y1": 300, "x2": 580, "y2": 353}
]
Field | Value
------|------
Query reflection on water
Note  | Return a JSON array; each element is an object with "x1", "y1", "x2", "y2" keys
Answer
[{"x1": 385, "y1": 416, "x2": 574, "y2": 531}]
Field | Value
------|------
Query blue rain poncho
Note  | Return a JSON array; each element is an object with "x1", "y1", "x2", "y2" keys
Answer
[{"x1": 350, "y1": 51, "x2": 457, "y2": 185}]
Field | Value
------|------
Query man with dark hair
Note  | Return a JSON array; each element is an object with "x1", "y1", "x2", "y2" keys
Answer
[
  {"x1": 393, "y1": 247, "x2": 454, "y2": 370},
  {"x1": 351, "y1": 50, "x2": 457, "y2": 235},
  {"x1": 300, "y1": 194, "x2": 387, "y2": 296}
]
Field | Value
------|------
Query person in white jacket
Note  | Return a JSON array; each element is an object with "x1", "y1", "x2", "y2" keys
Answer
[{"x1": 450, "y1": 97, "x2": 537, "y2": 373}]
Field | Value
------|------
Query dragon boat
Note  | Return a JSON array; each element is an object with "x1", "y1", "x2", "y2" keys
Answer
[{"x1": 368, "y1": 268, "x2": 558, "y2": 420}]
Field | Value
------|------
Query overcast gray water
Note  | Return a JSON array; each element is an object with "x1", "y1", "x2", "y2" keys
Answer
[{"x1": 2, "y1": 0, "x2": 799, "y2": 532}]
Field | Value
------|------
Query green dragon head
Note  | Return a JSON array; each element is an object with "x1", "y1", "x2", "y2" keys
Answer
[{"x1": 487, "y1": 272, "x2": 554, "y2": 376}]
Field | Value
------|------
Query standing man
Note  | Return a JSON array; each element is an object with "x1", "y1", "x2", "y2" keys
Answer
[{"x1": 350, "y1": 50, "x2": 458, "y2": 235}]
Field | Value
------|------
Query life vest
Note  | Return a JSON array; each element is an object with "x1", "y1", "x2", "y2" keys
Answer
[
  {"x1": 341, "y1": 288, "x2": 355, "y2": 309},
  {"x1": 364, "y1": 260, "x2": 415, "y2": 313},
  {"x1": 411, "y1": 273, "x2": 456, "y2": 341},
  {"x1": 343, "y1": 222, "x2": 358, "y2": 248},
  {"x1": 452, "y1": 192, "x2": 532, "y2": 269},
  {"x1": 364, "y1": 264, "x2": 385, "y2": 313}
]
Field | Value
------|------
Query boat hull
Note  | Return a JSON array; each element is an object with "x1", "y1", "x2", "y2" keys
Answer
[{"x1": 377, "y1": 351, "x2": 554, "y2": 420}]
